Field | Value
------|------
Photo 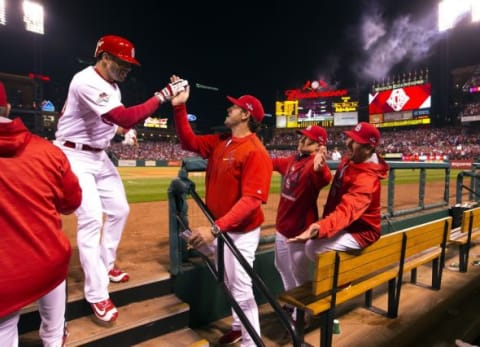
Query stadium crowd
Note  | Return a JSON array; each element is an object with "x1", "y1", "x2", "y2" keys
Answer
[{"x1": 109, "y1": 126, "x2": 480, "y2": 162}]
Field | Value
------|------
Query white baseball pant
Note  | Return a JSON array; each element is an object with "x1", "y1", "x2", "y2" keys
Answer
[
  {"x1": 274, "y1": 231, "x2": 311, "y2": 291},
  {"x1": 0, "y1": 281, "x2": 67, "y2": 347},
  {"x1": 60, "y1": 147, "x2": 129, "y2": 303},
  {"x1": 305, "y1": 230, "x2": 361, "y2": 261},
  {"x1": 218, "y1": 227, "x2": 261, "y2": 347}
]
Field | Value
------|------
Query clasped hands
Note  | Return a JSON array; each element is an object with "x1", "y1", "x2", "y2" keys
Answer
[{"x1": 156, "y1": 75, "x2": 189, "y2": 102}]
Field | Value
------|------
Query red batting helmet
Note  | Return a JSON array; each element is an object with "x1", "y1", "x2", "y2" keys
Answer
[{"x1": 94, "y1": 35, "x2": 140, "y2": 66}]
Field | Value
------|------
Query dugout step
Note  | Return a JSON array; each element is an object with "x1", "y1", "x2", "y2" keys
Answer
[
  {"x1": 19, "y1": 295, "x2": 191, "y2": 346},
  {"x1": 132, "y1": 327, "x2": 210, "y2": 347}
]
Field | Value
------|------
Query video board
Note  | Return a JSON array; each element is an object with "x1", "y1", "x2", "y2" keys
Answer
[
  {"x1": 368, "y1": 81, "x2": 431, "y2": 127},
  {"x1": 369, "y1": 83, "x2": 431, "y2": 113}
]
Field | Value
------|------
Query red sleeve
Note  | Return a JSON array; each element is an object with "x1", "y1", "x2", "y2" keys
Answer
[
  {"x1": 215, "y1": 196, "x2": 262, "y2": 231},
  {"x1": 173, "y1": 104, "x2": 200, "y2": 152},
  {"x1": 310, "y1": 164, "x2": 332, "y2": 190},
  {"x1": 271, "y1": 156, "x2": 291, "y2": 175},
  {"x1": 56, "y1": 160, "x2": 82, "y2": 215},
  {"x1": 102, "y1": 96, "x2": 160, "y2": 129},
  {"x1": 318, "y1": 173, "x2": 374, "y2": 238}
]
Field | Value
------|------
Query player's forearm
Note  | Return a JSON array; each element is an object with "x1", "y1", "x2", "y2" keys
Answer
[
  {"x1": 215, "y1": 196, "x2": 261, "y2": 231},
  {"x1": 173, "y1": 104, "x2": 199, "y2": 152},
  {"x1": 103, "y1": 96, "x2": 160, "y2": 129}
]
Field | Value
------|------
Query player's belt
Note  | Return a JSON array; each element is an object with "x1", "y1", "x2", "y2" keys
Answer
[{"x1": 63, "y1": 141, "x2": 103, "y2": 152}]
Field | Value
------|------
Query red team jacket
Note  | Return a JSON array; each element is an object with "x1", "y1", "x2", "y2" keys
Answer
[
  {"x1": 272, "y1": 154, "x2": 332, "y2": 238},
  {"x1": 0, "y1": 118, "x2": 82, "y2": 318},
  {"x1": 173, "y1": 104, "x2": 272, "y2": 232},
  {"x1": 317, "y1": 155, "x2": 389, "y2": 248}
]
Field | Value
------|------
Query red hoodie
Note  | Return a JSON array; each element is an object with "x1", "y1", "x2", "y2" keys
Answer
[
  {"x1": 317, "y1": 154, "x2": 389, "y2": 248},
  {"x1": 0, "y1": 118, "x2": 82, "y2": 317}
]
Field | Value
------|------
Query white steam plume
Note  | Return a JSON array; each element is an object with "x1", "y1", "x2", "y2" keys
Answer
[{"x1": 353, "y1": 10, "x2": 441, "y2": 82}]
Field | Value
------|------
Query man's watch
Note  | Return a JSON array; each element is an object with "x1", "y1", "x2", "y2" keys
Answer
[{"x1": 211, "y1": 224, "x2": 221, "y2": 238}]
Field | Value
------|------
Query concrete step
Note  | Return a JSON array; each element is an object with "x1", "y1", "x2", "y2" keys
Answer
[
  {"x1": 133, "y1": 328, "x2": 210, "y2": 347},
  {"x1": 20, "y1": 295, "x2": 190, "y2": 347}
]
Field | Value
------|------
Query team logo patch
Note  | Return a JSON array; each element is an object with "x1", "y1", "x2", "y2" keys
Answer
[{"x1": 96, "y1": 92, "x2": 110, "y2": 105}]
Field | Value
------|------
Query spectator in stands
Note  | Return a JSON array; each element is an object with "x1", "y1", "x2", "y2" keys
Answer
[
  {"x1": 331, "y1": 147, "x2": 342, "y2": 160},
  {"x1": 171, "y1": 75, "x2": 272, "y2": 347},
  {"x1": 289, "y1": 122, "x2": 389, "y2": 266},
  {"x1": 0, "y1": 81, "x2": 82, "y2": 346},
  {"x1": 271, "y1": 126, "x2": 332, "y2": 320}
]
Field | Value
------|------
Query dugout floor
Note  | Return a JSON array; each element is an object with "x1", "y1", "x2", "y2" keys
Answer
[
  {"x1": 56, "y1": 184, "x2": 480, "y2": 346},
  {"x1": 193, "y1": 242, "x2": 480, "y2": 347}
]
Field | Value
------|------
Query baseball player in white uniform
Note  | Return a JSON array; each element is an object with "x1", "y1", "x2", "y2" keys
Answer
[{"x1": 55, "y1": 35, "x2": 187, "y2": 324}]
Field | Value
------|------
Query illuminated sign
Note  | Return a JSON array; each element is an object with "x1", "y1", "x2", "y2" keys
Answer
[
  {"x1": 284, "y1": 80, "x2": 348, "y2": 100},
  {"x1": 377, "y1": 118, "x2": 431, "y2": 128},
  {"x1": 333, "y1": 96, "x2": 359, "y2": 112},
  {"x1": 369, "y1": 83, "x2": 431, "y2": 114},
  {"x1": 373, "y1": 79, "x2": 427, "y2": 92},
  {"x1": 275, "y1": 101, "x2": 298, "y2": 116},
  {"x1": 285, "y1": 89, "x2": 348, "y2": 101},
  {"x1": 144, "y1": 117, "x2": 168, "y2": 128}
]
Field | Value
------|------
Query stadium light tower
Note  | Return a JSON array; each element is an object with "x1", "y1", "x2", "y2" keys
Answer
[
  {"x1": 0, "y1": 0, "x2": 6, "y2": 26},
  {"x1": 438, "y1": 0, "x2": 479, "y2": 32},
  {"x1": 23, "y1": 0, "x2": 44, "y2": 35}
]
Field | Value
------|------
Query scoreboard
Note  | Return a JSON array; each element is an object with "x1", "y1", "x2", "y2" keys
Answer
[{"x1": 276, "y1": 80, "x2": 359, "y2": 128}]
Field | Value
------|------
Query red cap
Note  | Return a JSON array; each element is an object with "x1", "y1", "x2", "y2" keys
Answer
[
  {"x1": 94, "y1": 35, "x2": 140, "y2": 66},
  {"x1": 297, "y1": 125, "x2": 327, "y2": 145},
  {"x1": 0, "y1": 81, "x2": 7, "y2": 107},
  {"x1": 227, "y1": 95, "x2": 265, "y2": 122},
  {"x1": 344, "y1": 122, "x2": 380, "y2": 147}
]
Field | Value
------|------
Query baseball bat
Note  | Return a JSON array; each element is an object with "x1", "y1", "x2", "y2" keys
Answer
[{"x1": 195, "y1": 82, "x2": 220, "y2": 91}]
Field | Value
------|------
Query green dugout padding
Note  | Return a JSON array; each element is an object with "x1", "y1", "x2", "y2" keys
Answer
[
  {"x1": 173, "y1": 249, "x2": 283, "y2": 328},
  {"x1": 173, "y1": 209, "x2": 450, "y2": 328}
]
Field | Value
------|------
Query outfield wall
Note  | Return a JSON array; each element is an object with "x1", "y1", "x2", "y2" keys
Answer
[
  {"x1": 117, "y1": 159, "x2": 182, "y2": 167},
  {"x1": 116, "y1": 158, "x2": 474, "y2": 169}
]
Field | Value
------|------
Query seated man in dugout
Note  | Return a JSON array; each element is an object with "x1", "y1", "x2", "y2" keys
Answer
[{"x1": 289, "y1": 122, "x2": 389, "y2": 269}]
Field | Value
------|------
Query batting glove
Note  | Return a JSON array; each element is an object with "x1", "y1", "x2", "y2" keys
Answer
[{"x1": 155, "y1": 79, "x2": 189, "y2": 103}]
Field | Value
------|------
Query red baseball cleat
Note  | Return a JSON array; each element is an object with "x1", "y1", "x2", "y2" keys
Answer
[
  {"x1": 108, "y1": 268, "x2": 129, "y2": 283},
  {"x1": 218, "y1": 329, "x2": 242, "y2": 344},
  {"x1": 90, "y1": 299, "x2": 118, "y2": 324}
]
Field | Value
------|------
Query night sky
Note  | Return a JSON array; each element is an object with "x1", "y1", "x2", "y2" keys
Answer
[{"x1": 1, "y1": 0, "x2": 479, "y2": 130}]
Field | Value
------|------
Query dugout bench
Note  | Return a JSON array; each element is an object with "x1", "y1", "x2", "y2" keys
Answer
[
  {"x1": 448, "y1": 206, "x2": 480, "y2": 272},
  {"x1": 278, "y1": 216, "x2": 452, "y2": 347}
]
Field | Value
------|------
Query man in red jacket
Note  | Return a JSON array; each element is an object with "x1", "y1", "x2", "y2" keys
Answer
[
  {"x1": 170, "y1": 76, "x2": 272, "y2": 347},
  {"x1": 271, "y1": 126, "x2": 332, "y2": 294},
  {"x1": 289, "y1": 122, "x2": 389, "y2": 261},
  {"x1": 0, "y1": 81, "x2": 82, "y2": 346}
]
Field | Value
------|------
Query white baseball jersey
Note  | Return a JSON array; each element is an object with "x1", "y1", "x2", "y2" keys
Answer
[{"x1": 55, "y1": 66, "x2": 122, "y2": 149}]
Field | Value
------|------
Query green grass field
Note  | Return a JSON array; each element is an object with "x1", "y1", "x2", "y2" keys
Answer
[{"x1": 121, "y1": 167, "x2": 464, "y2": 203}]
